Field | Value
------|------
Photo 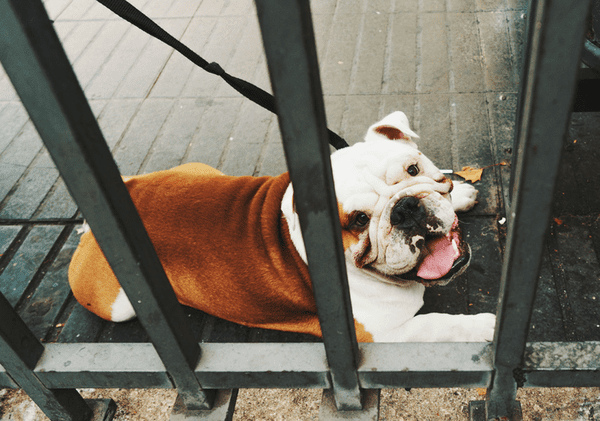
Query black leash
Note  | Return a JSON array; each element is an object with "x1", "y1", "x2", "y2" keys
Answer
[{"x1": 96, "y1": 0, "x2": 349, "y2": 150}]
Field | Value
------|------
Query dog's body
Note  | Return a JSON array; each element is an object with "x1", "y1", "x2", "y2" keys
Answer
[{"x1": 69, "y1": 112, "x2": 495, "y2": 342}]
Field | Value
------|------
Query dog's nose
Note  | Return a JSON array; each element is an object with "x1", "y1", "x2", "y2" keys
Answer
[{"x1": 390, "y1": 197, "x2": 426, "y2": 228}]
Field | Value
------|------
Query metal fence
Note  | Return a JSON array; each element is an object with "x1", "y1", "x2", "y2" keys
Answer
[{"x1": 0, "y1": 0, "x2": 596, "y2": 419}]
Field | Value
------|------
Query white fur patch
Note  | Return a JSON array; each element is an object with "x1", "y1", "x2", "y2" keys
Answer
[
  {"x1": 281, "y1": 185, "x2": 308, "y2": 264},
  {"x1": 111, "y1": 288, "x2": 136, "y2": 322},
  {"x1": 76, "y1": 222, "x2": 91, "y2": 234}
]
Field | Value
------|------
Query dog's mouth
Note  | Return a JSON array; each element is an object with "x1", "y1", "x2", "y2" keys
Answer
[
  {"x1": 368, "y1": 216, "x2": 470, "y2": 286},
  {"x1": 398, "y1": 240, "x2": 471, "y2": 287}
]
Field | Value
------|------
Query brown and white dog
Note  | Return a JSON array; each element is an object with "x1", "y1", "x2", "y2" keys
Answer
[{"x1": 69, "y1": 111, "x2": 495, "y2": 342}]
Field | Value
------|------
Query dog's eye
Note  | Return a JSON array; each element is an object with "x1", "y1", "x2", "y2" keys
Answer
[
  {"x1": 353, "y1": 212, "x2": 370, "y2": 228},
  {"x1": 407, "y1": 164, "x2": 419, "y2": 176}
]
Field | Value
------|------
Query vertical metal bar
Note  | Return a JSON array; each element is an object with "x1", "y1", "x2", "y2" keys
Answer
[
  {"x1": 484, "y1": 0, "x2": 591, "y2": 419},
  {"x1": 0, "y1": 0, "x2": 213, "y2": 410},
  {"x1": 592, "y1": 0, "x2": 600, "y2": 44},
  {"x1": 253, "y1": 0, "x2": 362, "y2": 411},
  {"x1": 0, "y1": 292, "x2": 93, "y2": 421}
]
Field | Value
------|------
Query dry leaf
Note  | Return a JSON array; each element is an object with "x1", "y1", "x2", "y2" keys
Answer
[{"x1": 455, "y1": 166, "x2": 483, "y2": 183}]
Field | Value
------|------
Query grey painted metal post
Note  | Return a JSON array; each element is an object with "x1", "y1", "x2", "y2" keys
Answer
[
  {"x1": 473, "y1": 0, "x2": 592, "y2": 419},
  {"x1": 0, "y1": 292, "x2": 93, "y2": 421},
  {"x1": 253, "y1": 0, "x2": 363, "y2": 411},
  {"x1": 0, "y1": 0, "x2": 214, "y2": 411}
]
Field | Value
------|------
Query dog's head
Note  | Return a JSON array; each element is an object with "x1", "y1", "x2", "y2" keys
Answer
[{"x1": 282, "y1": 111, "x2": 470, "y2": 287}]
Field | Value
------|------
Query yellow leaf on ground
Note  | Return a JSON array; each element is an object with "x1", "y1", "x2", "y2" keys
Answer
[{"x1": 455, "y1": 166, "x2": 483, "y2": 183}]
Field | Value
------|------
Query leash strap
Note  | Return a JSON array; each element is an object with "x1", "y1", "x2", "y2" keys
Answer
[{"x1": 96, "y1": 0, "x2": 349, "y2": 150}]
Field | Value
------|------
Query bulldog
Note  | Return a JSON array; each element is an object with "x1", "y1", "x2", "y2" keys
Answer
[{"x1": 68, "y1": 111, "x2": 495, "y2": 342}]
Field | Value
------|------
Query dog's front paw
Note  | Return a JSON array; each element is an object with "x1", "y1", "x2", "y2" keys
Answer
[
  {"x1": 468, "y1": 313, "x2": 496, "y2": 342},
  {"x1": 451, "y1": 181, "x2": 478, "y2": 212}
]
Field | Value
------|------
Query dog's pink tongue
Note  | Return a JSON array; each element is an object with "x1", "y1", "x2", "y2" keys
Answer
[{"x1": 416, "y1": 220, "x2": 460, "y2": 280}]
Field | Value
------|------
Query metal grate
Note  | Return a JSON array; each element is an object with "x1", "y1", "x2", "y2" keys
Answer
[{"x1": 0, "y1": 0, "x2": 595, "y2": 419}]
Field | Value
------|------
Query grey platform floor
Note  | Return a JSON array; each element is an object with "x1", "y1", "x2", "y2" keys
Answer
[{"x1": 2, "y1": 0, "x2": 600, "y2": 419}]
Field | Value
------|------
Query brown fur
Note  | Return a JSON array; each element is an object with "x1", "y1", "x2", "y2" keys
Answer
[{"x1": 68, "y1": 163, "x2": 373, "y2": 342}]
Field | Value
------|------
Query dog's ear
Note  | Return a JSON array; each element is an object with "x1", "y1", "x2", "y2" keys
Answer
[{"x1": 365, "y1": 111, "x2": 419, "y2": 148}]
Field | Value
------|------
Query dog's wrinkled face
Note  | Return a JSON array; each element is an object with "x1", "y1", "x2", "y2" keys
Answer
[{"x1": 332, "y1": 112, "x2": 469, "y2": 287}]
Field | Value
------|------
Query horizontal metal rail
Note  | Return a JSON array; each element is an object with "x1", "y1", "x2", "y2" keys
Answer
[
  {"x1": 3, "y1": 342, "x2": 599, "y2": 392},
  {"x1": 11, "y1": 343, "x2": 490, "y2": 389}
]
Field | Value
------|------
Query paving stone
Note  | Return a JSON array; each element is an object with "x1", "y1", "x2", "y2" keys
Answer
[
  {"x1": 486, "y1": 91, "x2": 517, "y2": 208},
  {"x1": 0, "y1": 153, "x2": 59, "y2": 220},
  {"x1": 341, "y1": 95, "x2": 381, "y2": 145},
  {"x1": 81, "y1": 0, "x2": 115, "y2": 20},
  {"x1": 84, "y1": 24, "x2": 151, "y2": 99},
  {"x1": 476, "y1": 0, "x2": 507, "y2": 11},
  {"x1": 392, "y1": 0, "x2": 419, "y2": 12},
  {"x1": 349, "y1": 12, "x2": 388, "y2": 95},
  {"x1": 420, "y1": 0, "x2": 447, "y2": 12},
  {"x1": 310, "y1": 0, "x2": 339, "y2": 15},
  {"x1": 257, "y1": 124, "x2": 287, "y2": 177},
  {"x1": 214, "y1": 16, "x2": 264, "y2": 97},
  {"x1": 554, "y1": 218, "x2": 600, "y2": 341},
  {"x1": 506, "y1": 10, "x2": 528, "y2": 80},
  {"x1": 381, "y1": 12, "x2": 417, "y2": 94},
  {"x1": 141, "y1": 0, "x2": 177, "y2": 19},
  {"x1": 221, "y1": 0, "x2": 254, "y2": 16},
  {"x1": 42, "y1": 0, "x2": 74, "y2": 20},
  {"x1": 184, "y1": 97, "x2": 243, "y2": 169},
  {"x1": 335, "y1": 0, "x2": 368, "y2": 14},
  {"x1": 477, "y1": 11, "x2": 517, "y2": 92},
  {"x1": 366, "y1": 0, "x2": 394, "y2": 13},
  {"x1": 321, "y1": 13, "x2": 362, "y2": 95},
  {"x1": 165, "y1": 0, "x2": 204, "y2": 18},
  {"x1": 71, "y1": 20, "x2": 130, "y2": 89},
  {"x1": 418, "y1": 12, "x2": 450, "y2": 93},
  {"x1": 452, "y1": 93, "x2": 493, "y2": 168},
  {"x1": 149, "y1": 17, "x2": 218, "y2": 97},
  {"x1": 113, "y1": 98, "x2": 175, "y2": 175},
  {"x1": 220, "y1": 100, "x2": 274, "y2": 176},
  {"x1": 59, "y1": 20, "x2": 105, "y2": 65},
  {"x1": 415, "y1": 94, "x2": 453, "y2": 168},
  {"x1": 448, "y1": 0, "x2": 478, "y2": 12},
  {"x1": 114, "y1": 19, "x2": 188, "y2": 99},
  {"x1": 0, "y1": 225, "x2": 63, "y2": 307},
  {"x1": 251, "y1": 55, "x2": 272, "y2": 93},
  {"x1": 141, "y1": 98, "x2": 207, "y2": 173},
  {"x1": 52, "y1": 20, "x2": 77, "y2": 42},
  {"x1": 448, "y1": 12, "x2": 485, "y2": 93},
  {"x1": 312, "y1": 13, "x2": 335, "y2": 63},
  {"x1": 34, "y1": 180, "x2": 78, "y2": 220},
  {"x1": 0, "y1": 226, "x2": 21, "y2": 254},
  {"x1": 18, "y1": 227, "x2": 79, "y2": 341},
  {"x1": 0, "y1": 102, "x2": 28, "y2": 154},
  {"x1": 323, "y1": 96, "x2": 346, "y2": 135},
  {"x1": 528, "y1": 252, "x2": 568, "y2": 342},
  {"x1": 0, "y1": 73, "x2": 18, "y2": 101},
  {"x1": 181, "y1": 16, "x2": 247, "y2": 98},
  {"x1": 461, "y1": 217, "x2": 503, "y2": 314},
  {"x1": 56, "y1": 0, "x2": 94, "y2": 20},
  {"x1": 0, "y1": 123, "x2": 44, "y2": 205},
  {"x1": 380, "y1": 95, "x2": 417, "y2": 126},
  {"x1": 196, "y1": 0, "x2": 230, "y2": 16}
]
